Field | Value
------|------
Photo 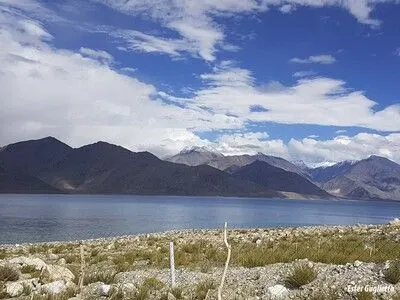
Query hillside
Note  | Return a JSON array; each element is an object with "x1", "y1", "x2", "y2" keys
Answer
[
  {"x1": 166, "y1": 148, "x2": 307, "y2": 176},
  {"x1": 320, "y1": 156, "x2": 400, "y2": 200},
  {"x1": 0, "y1": 138, "x2": 277, "y2": 197},
  {"x1": 233, "y1": 160, "x2": 330, "y2": 197}
]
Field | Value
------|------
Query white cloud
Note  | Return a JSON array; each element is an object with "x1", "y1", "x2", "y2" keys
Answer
[
  {"x1": 279, "y1": 4, "x2": 295, "y2": 13},
  {"x1": 293, "y1": 70, "x2": 317, "y2": 78},
  {"x1": 0, "y1": 9, "x2": 243, "y2": 156},
  {"x1": 193, "y1": 131, "x2": 400, "y2": 165},
  {"x1": 395, "y1": 47, "x2": 400, "y2": 56},
  {"x1": 335, "y1": 129, "x2": 347, "y2": 134},
  {"x1": 288, "y1": 133, "x2": 400, "y2": 165},
  {"x1": 290, "y1": 54, "x2": 336, "y2": 64},
  {"x1": 193, "y1": 63, "x2": 400, "y2": 131},
  {"x1": 94, "y1": 0, "x2": 397, "y2": 61},
  {"x1": 79, "y1": 47, "x2": 113, "y2": 65},
  {"x1": 214, "y1": 132, "x2": 289, "y2": 157}
]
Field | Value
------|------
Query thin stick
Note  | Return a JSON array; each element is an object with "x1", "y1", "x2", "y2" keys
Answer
[
  {"x1": 218, "y1": 222, "x2": 231, "y2": 300},
  {"x1": 169, "y1": 241, "x2": 176, "y2": 288},
  {"x1": 78, "y1": 243, "x2": 85, "y2": 292}
]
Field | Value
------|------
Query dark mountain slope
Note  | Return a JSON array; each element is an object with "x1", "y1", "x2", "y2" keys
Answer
[
  {"x1": 321, "y1": 156, "x2": 400, "y2": 200},
  {"x1": 0, "y1": 166, "x2": 60, "y2": 194},
  {"x1": 0, "y1": 137, "x2": 72, "y2": 174},
  {"x1": 39, "y1": 142, "x2": 278, "y2": 196},
  {"x1": 233, "y1": 160, "x2": 330, "y2": 197}
]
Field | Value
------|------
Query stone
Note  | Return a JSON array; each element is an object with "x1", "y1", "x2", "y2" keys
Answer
[
  {"x1": 6, "y1": 282, "x2": 24, "y2": 297},
  {"x1": 47, "y1": 253, "x2": 59, "y2": 261},
  {"x1": 98, "y1": 284, "x2": 111, "y2": 296},
  {"x1": 41, "y1": 280, "x2": 66, "y2": 294},
  {"x1": 8, "y1": 256, "x2": 46, "y2": 270},
  {"x1": 389, "y1": 218, "x2": 400, "y2": 226},
  {"x1": 121, "y1": 283, "x2": 138, "y2": 294},
  {"x1": 42, "y1": 265, "x2": 75, "y2": 283},
  {"x1": 59, "y1": 258, "x2": 66, "y2": 265},
  {"x1": 354, "y1": 260, "x2": 362, "y2": 267},
  {"x1": 168, "y1": 292, "x2": 177, "y2": 300},
  {"x1": 267, "y1": 284, "x2": 289, "y2": 298}
]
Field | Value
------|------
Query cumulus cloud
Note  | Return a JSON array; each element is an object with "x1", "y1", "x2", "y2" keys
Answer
[
  {"x1": 290, "y1": 54, "x2": 336, "y2": 64},
  {"x1": 0, "y1": 8, "x2": 242, "y2": 156},
  {"x1": 288, "y1": 133, "x2": 400, "y2": 165},
  {"x1": 191, "y1": 63, "x2": 400, "y2": 132}
]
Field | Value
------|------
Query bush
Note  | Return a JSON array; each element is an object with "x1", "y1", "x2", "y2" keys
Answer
[
  {"x1": 285, "y1": 264, "x2": 317, "y2": 288},
  {"x1": 0, "y1": 265, "x2": 19, "y2": 281},
  {"x1": 384, "y1": 260, "x2": 400, "y2": 284}
]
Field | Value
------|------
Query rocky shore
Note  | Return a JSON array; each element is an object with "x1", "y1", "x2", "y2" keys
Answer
[{"x1": 1, "y1": 220, "x2": 400, "y2": 299}]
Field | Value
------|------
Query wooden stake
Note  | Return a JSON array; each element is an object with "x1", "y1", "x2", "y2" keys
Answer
[
  {"x1": 218, "y1": 222, "x2": 231, "y2": 300},
  {"x1": 169, "y1": 241, "x2": 176, "y2": 288}
]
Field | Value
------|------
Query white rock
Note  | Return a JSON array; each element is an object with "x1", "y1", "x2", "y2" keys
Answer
[
  {"x1": 389, "y1": 218, "x2": 400, "y2": 226},
  {"x1": 43, "y1": 265, "x2": 75, "y2": 283},
  {"x1": 267, "y1": 284, "x2": 289, "y2": 298},
  {"x1": 41, "y1": 280, "x2": 66, "y2": 294},
  {"x1": 47, "y1": 253, "x2": 59, "y2": 261},
  {"x1": 98, "y1": 284, "x2": 111, "y2": 296},
  {"x1": 6, "y1": 282, "x2": 24, "y2": 297},
  {"x1": 354, "y1": 260, "x2": 362, "y2": 267},
  {"x1": 168, "y1": 292, "x2": 177, "y2": 300},
  {"x1": 59, "y1": 258, "x2": 66, "y2": 265},
  {"x1": 8, "y1": 256, "x2": 46, "y2": 270},
  {"x1": 121, "y1": 283, "x2": 137, "y2": 294}
]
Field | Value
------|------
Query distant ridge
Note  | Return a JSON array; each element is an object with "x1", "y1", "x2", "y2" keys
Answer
[
  {"x1": 233, "y1": 160, "x2": 330, "y2": 197},
  {"x1": 1, "y1": 137, "x2": 400, "y2": 200}
]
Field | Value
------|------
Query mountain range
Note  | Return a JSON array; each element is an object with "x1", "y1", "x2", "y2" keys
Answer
[{"x1": 1, "y1": 137, "x2": 399, "y2": 200}]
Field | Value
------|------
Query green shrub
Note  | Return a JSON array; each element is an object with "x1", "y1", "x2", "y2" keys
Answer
[
  {"x1": 0, "y1": 265, "x2": 19, "y2": 281},
  {"x1": 384, "y1": 260, "x2": 400, "y2": 284},
  {"x1": 285, "y1": 264, "x2": 317, "y2": 288}
]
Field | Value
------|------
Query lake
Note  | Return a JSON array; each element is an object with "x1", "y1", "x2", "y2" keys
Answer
[{"x1": 0, "y1": 194, "x2": 399, "y2": 244}]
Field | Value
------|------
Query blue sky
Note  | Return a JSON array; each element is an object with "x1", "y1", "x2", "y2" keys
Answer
[{"x1": 0, "y1": 0, "x2": 399, "y2": 165}]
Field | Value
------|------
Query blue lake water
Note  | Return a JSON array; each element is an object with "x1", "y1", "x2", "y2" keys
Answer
[{"x1": 0, "y1": 194, "x2": 399, "y2": 244}]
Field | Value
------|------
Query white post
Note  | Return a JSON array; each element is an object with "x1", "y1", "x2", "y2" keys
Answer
[
  {"x1": 78, "y1": 243, "x2": 85, "y2": 292},
  {"x1": 169, "y1": 241, "x2": 176, "y2": 288},
  {"x1": 218, "y1": 222, "x2": 231, "y2": 300}
]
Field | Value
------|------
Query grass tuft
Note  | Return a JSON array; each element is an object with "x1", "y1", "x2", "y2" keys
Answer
[
  {"x1": 194, "y1": 280, "x2": 215, "y2": 300},
  {"x1": 0, "y1": 265, "x2": 19, "y2": 281},
  {"x1": 384, "y1": 260, "x2": 400, "y2": 284},
  {"x1": 285, "y1": 264, "x2": 317, "y2": 288}
]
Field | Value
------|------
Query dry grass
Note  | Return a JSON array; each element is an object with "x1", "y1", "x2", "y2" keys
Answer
[
  {"x1": 0, "y1": 265, "x2": 19, "y2": 281},
  {"x1": 356, "y1": 291, "x2": 375, "y2": 300},
  {"x1": 194, "y1": 280, "x2": 215, "y2": 300},
  {"x1": 384, "y1": 260, "x2": 400, "y2": 284},
  {"x1": 232, "y1": 234, "x2": 400, "y2": 267},
  {"x1": 285, "y1": 264, "x2": 317, "y2": 288},
  {"x1": 84, "y1": 268, "x2": 117, "y2": 285}
]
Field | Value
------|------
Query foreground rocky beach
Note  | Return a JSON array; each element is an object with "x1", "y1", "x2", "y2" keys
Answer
[{"x1": 1, "y1": 220, "x2": 400, "y2": 300}]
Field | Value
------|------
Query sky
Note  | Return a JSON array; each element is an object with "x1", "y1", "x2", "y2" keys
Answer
[{"x1": 0, "y1": 0, "x2": 400, "y2": 166}]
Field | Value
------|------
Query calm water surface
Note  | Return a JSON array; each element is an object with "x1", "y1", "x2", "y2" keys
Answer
[{"x1": 0, "y1": 194, "x2": 399, "y2": 244}]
